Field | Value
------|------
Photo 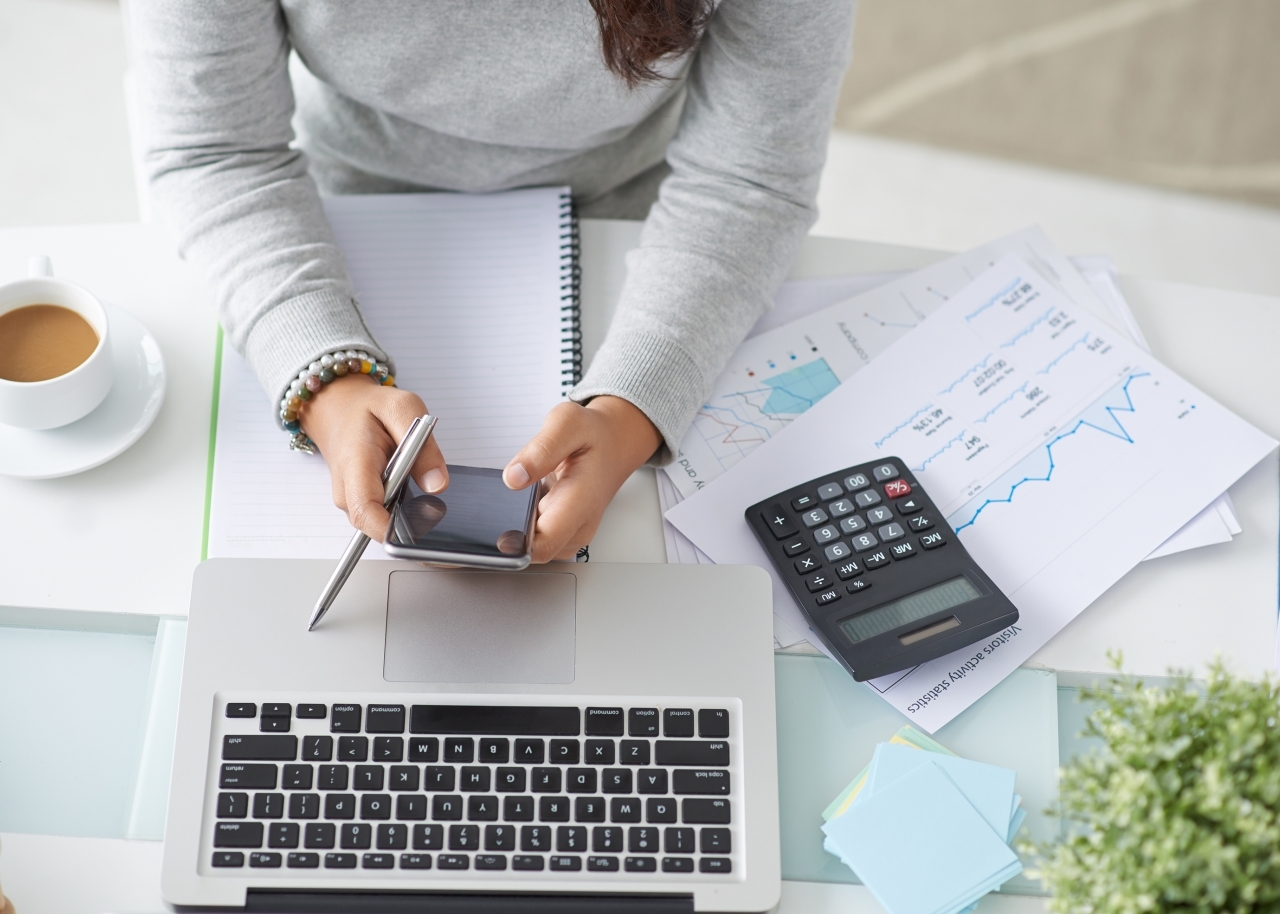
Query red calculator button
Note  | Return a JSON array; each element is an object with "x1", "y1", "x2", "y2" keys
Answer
[{"x1": 883, "y1": 480, "x2": 912, "y2": 499}]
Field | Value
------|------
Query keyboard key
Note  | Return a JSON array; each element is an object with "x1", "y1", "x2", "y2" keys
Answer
[
  {"x1": 908, "y1": 514, "x2": 934, "y2": 530},
  {"x1": 839, "y1": 515, "x2": 868, "y2": 534},
  {"x1": 793, "y1": 555, "x2": 821, "y2": 574},
  {"x1": 585, "y1": 739, "x2": 615, "y2": 765},
  {"x1": 253, "y1": 793, "x2": 284, "y2": 819},
  {"x1": 846, "y1": 579, "x2": 872, "y2": 595},
  {"x1": 354, "y1": 765, "x2": 384, "y2": 791},
  {"x1": 664, "y1": 827, "x2": 695, "y2": 853},
  {"x1": 260, "y1": 706, "x2": 290, "y2": 733},
  {"x1": 584, "y1": 707, "x2": 625, "y2": 736},
  {"x1": 376, "y1": 823, "x2": 408, "y2": 850},
  {"x1": 823, "y1": 542, "x2": 852, "y2": 562},
  {"x1": 637, "y1": 769, "x2": 668, "y2": 794},
  {"x1": 813, "y1": 524, "x2": 839, "y2": 544},
  {"x1": 484, "y1": 824, "x2": 516, "y2": 851},
  {"x1": 401, "y1": 852, "x2": 432, "y2": 869},
  {"x1": 920, "y1": 531, "x2": 947, "y2": 550},
  {"x1": 324, "y1": 853, "x2": 356, "y2": 869},
  {"x1": 214, "y1": 822, "x2": 263, "y2": 847},
  {"x1": 263, "y1": 703, "x2": 291, "y2": 716},
  {"x1": 222, "y1": 735, "x2": 297, "y2": 761},
  {"x1": 323, "y1": 794, "x2": 354, "y2": 821},
  {"x1": 389, "y1": 765, "x2": 419, "y2": 791},
  {"x1": 815, "y1": 588, "x2": 841, "y2": 606},
  {"x1": 588, "y1": 855, "x2": 619, "y2": 872},
  {"x1": 682, "y1": 798, "x2": 731, "y2": 824},
  {"x1": 619, "y1": 740, "x2": 650, "y2": 765},
  {"x1": 610, "y1": 798, "x2": 641, "y2": 822},
  {"x1": 701, "y1": 827, "x2": 731, "y2": 854},
  {"x1": 790, "y1": 493, "x2": 817, "y2": 511},
  {"x1": 396, "y1": 795, "x2": 426, "y2": 820},
  {"x1": 623, "y1": 708, "x2": 657, "y2": 738},
  {"x1": 531, "y1": 767, "x2": 561, "y2": 792},
  {"x1": 896, "y1": 496, "x2": 924, "y2": 515},
  {"x1": 365, "y1": 705, "x2": 405, "y2": 734},
  {"x1": 479, "y1": 738, "x2": 510, "y2": 763},
  {"x1": 460, "y1": 766, "x2": 491, "y2": 792},
  {"x1": 700, "y1": 857, "x2": 733, "y2": 874},
  {"x1": 625, "y1": 856, "x2": 657, "y2": 872},
  {"x1": 329, "y1": 705, "x2": 361, "y2": 732},
  {"x1": 646, "y1": 798, "x2": 677, "y2": 823},
  {"x1": 218, "y1": 792, "x2": 248, "y2": 818},
  {"x1": 866, "y1": 506, "x2": 893, "y2": 525},
  {"x1": 800, "y1": 507, "x2": 829, "y2": 528},
  {"x1": 373, "y1": 737, "x2": 403, "y2": 762},
  {"x1": 409, "y1": 705, "x2": 581, "y2": 736},
  {"x1": 513, "y1": 854, "x2": 544, "y2": 871},
  {"x1": 304, "y1": 823, "x2": 335, "y2": 848},
  {"x1": 602, "y1": 769, "x2": 632, "y2": 793},
  {"x1": 449, "y1": 824, "x2": 479, "y2": 851},
  {"x1": 566, "y1": 769, "x2": 596, "y2": 793},
  {"x1": 288, "y1": 851, "x2": 319, "y2": 868},
  {"x1": 212, "y1": 852, "x2": 244, "y2": 867},
  {"x1": 557, "y1": 826, "x2": 587, "y2": 852},
  {"x1": 268, "y1": 822, "x2": 299, "y2": 848},
  {"x1": 872, "y1": 463, "x2": 899, "y2": 481},
  {"x1": 539, "y1": 797, "x2": 570, "y2": 821},
  {"x1": 574, "y1": 797, "x2": 605, "y2": 822},
  {"x1": 219, "y1": 763, "x2": 276, "y2": 789},
  {"x1": 783, "y1": 537, "x2": 810, "y2": 557},
  {"x1": 437, "y1": 854, "x2": 469, "y2": 870},
  {"x1": 283, "y1": 764, "x2": 313, "y2": 790},
  {"x1": 819, "y1": 481, "x2": 845, "y2": 501},
  {"x1": 317, "y1": 765, "x2": 348, "y2": 791},
  {"x1": 337, "y1": 737, "x2": 368, "y2": 762},
  {"x1": 698, "y1": 709, "x2": 730, "y2": 738},
  {"x1": 829, "y1": 498, "x2": 855, "y2": 517},
  {"x1": 850, "y1": 532, "x2": 878, "y2": 552},
  {"x1": 662, "y1": 856, "x2": 694, "y2": 873},
  {"x1": 549, "y1": 739, "x2": 579, "y2": 764},
  {"x1": 511, "y1": 738, "x2": 544, "y2": 764},
  {"x1": 592, "y1": 826, "x2": 623, "y2": 853},
  {"x1": 673, "y1": 770, "x2": 730, "y2": 795},
  {"x1": 495, "y1": 767, "x2": 526, "y2": 792},
  {"x1": 226, "y1": 703, "x2": 256, "y2": 719},
  {"x1": 805, "y1": 571, "x2": 833, "y2": 592},
  {"x1": 360, "y1": 794, "x2": 391, "y2": 820},
  {"x1": 340, "y1": 823, "x2": 371, "y2": 849},
  {"x1": 835, "y1": 559, "x2": 863, "y2": 580},
  {"x1": 843, "y1": 472, "x2": 871, "y2": 491},
  {"x1": 663, "y1": 709, "x2": 695, "y2": 738},
  {"x1": 296, "y1": 704, "x2": 326, "y2": 719},
  {"x1": 890, "y1": 540, "x2": 918, "y2": 560},
  {"x1": 443, "y1": 738, "x2": 474, "y2": 763},
  {"x1": 628, "y1": 827, "x2": 659, "y2": 853},
  {"x1": 864, "y1": 549, "x2": 891, "y2": 569},
  {"x1": 362, "y1": 852, "x2": 394, "y2": 869},
  {"x1": 432, "y1": 795, "x2": 463, "y2": 820},
  {"x1": 550, "y1": 855, "x2": 582, "y2": 872},
  {"x1": 884, "y1": 479, "x2": 912, "y2": 499},
  {"x1": 408, "y1": 737, "x2": 439, "y2": 762},
  {"x1": 475, "y1": 854, "x2": 507, "y2": 871},
  {"x1": 503, "y1": 796, "x2": 534, "y2": 821},
  {"x1": 854, "y1": 489, "x2": 882, "y2": 508},
  {"x1": 412, "y1": 824, "x2": 443, "y2": 850},
  {"x1": 302, "y1": 736, "x2": 333, "y2": 762},
  {"x1": 655, "y1": 741, "x2": 729, "y2": 766},
  {"x1": 761, "y1": 503, "x2": 798, "y2": 539},
  {"x1": 468, "y1": 796, "x2": 499, "y2": 820},
  {"x1": 878, "y1": 522, "x2": 905, "y2": 542},
  {"x1": 424, "y1": 766, "x2": 456, "y2": 791},
  {"x1": 521, "y1": 825, "x2": 551, "y2": 851}
]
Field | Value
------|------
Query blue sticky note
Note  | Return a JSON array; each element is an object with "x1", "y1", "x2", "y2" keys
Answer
[
  {"x1": 823, "y1": 761, "x2": 1022, "y2": 914},
  {"x1": 867, "y1": 743, "x2": 1016, "y2": 839}
]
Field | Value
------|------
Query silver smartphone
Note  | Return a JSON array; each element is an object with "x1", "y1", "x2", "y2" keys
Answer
[{"x1": 383, "y1": 464, "x2": 538, "y2": 569}]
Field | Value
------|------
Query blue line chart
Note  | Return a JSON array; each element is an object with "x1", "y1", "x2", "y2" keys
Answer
[
  {"x1": 874, "y1": 403, "x2": 935, "y2": 449},
  {"x1": 1036, "y1": 333, "x2": 1089, "y2": 376},
  {"x1": 938, "y1": 353, "x2": 996, "y2": 396},
  {"x1": 914, "y1": 431, "x2": 967, "y2": 473},
  {"x1": 863, "y1": 311, "x2": 918, "y2": 330},
  {"x1": 949, "y1": 372, "x2": 1152, "y2": 533},
  {"x1": 1000, "y1": 305, "x2": 1055, "y2": 349},
  {"x1": 975, "y1": 381, "x2": 1030, "y2": 424},
  {"x1": 964, "y1": 276, "x2": 1022, "y2": 322}
]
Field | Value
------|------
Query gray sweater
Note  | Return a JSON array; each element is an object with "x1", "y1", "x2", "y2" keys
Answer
[{"x1": 130, "y1": 0, "x2": 855, "y2": 461}]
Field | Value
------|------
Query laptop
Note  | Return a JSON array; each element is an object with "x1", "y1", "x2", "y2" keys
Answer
[{"x1": 162, "y1": 559, "x2": 780, "y2": 913}]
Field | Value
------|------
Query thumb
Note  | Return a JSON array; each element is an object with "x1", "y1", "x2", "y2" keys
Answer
[{"x1": 504, "y1": 403, "x2": 586, "y2": 489}]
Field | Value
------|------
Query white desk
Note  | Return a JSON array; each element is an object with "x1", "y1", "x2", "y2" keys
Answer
[{"x1": 1, "y1": 220, "x2": 1277, "y2": 914}]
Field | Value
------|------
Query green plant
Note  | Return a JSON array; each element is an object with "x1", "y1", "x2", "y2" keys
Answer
[{"x1": 1030, "y1": 659, "x2": 1280, "y2": 914}]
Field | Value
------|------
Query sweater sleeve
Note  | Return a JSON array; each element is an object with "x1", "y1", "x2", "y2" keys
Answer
[
  {"x1": 569, "y1": 0, "x2": 856, "y2": 464},
  {"x1": 129, "y1": 0, "x2": 392, "y2": 414}
]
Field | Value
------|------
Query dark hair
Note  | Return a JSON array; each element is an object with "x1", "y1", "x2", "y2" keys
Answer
[{"x1": 588, "y1": 0, "x2": 714, "y2": 86}]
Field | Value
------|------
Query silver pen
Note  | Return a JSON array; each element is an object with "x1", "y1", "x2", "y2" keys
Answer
[{"x1": 307, "y1": 414, "x2": 438, "y2": 630}]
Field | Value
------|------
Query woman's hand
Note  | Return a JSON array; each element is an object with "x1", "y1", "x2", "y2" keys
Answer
[
  {"x1": 297, "y1": 373, "x2": 449, "y2": 540},
  {"x1": 504, "y1": 396, "x2": 662, "y2": 562}
]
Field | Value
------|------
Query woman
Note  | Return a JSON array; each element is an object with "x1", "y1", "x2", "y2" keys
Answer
[{"x1": 133, "y1": 0, "x2": 854, "y2": 560}]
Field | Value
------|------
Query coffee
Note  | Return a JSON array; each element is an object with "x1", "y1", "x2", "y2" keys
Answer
[{"x1": 0, "y1": 304, "x2": 100, "y2": 382}]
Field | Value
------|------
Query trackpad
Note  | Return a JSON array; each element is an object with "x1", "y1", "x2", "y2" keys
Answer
[{"x1": 384, "y1": 570, "x2": 576, "y2": 684}]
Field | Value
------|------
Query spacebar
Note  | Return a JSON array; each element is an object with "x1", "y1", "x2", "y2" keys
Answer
[{"x1": 410, "y1": 705, "x2": 581, "y2": 735}]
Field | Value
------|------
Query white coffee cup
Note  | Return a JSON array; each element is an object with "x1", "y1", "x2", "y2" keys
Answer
[{"x1": 0, "y1": 256, "x2": 113, "y2": 429}]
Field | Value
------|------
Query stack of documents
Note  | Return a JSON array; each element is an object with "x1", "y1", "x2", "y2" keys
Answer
[{"x1": 822, "y1": 727, "x2": 1023, "y2": 914}]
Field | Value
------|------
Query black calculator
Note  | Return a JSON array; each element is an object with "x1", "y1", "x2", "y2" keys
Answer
[{"x1": 745, "y1": 458, "x2": 1018, "y2": 681}]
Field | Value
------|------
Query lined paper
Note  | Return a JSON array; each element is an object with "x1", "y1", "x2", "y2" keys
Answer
[{"x1": 207, "y1": 188, "x2": 570, "y2": 559}]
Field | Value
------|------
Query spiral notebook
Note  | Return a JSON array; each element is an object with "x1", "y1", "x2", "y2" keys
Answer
[{"x1": 203, "y1": 187, "x2": 580, "y2": 559}]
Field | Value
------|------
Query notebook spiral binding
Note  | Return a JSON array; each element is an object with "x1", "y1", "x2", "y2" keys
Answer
[{"x1": 558, "y1": 191, "x2": 583, "y2": 393}]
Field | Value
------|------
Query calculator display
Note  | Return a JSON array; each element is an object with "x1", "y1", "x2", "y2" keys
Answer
[{"x1": 837, "y1": 576, "x2": 982, "y2": 645}]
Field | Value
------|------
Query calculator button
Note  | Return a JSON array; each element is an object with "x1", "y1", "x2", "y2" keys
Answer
[
  {"x1": 839, "y1": 515, "x2": 867, "y2": 534},
  {"x1": 813, "y1": 525, "x2": 839, "y2": 544},
  {"x1": 896, "y1": 497, "x2": 924, "y2": 515},
  {"x1": 762, "y1": 504, "x2": 798, "y2": 539},
  {"x1": 877, "y1": 523, "x2": 905, "y2": 542},
  {"x1": 805, "y1": 572, "x2": 834, "y2": 593},
  {"x1": 791, "y1": 493, "x2": 817, "y2": 511},
  {"x1": 843, "y1": 473, "x2": 870, "y2": 491},
  {"x1": 817, "y1": 482, "x2": 844, "y2": 501},
  {"x1": 850, "y1": 533, "x2": 878, "y2": 552},
  {"x1": 835, "y1": 559, "x2": 863, "y2": 580},
  {"x1": 908, "y1": 515, "x2": 934, "y2": 531},
  {"x1": 854, "y1": 490, "x2": 882, "y2": 508},
  {"x1": 884, "y1": 479, "x2": 912, "y2": 499},
  {"x1": 793, "y1": 556, "x2": 821, "y2": 574},
  {"x1": 920, "y1": 531, "x2": 947, "y2": 549},
  {"x1": 872, "y1": 463, "x2": 899, "y2": 481},
  {"x1": 823, "y1": 542, "x2": 852, "y2": 562},
  {"x1": 814, "y1": 588, "x2": 842, "y2": 606},
  {"x1": 800, "y1": 508, "x2": 829, "y2": 528},
  {"x1": 783, "y1": 538, "x2": 810, "y2": 556},
  {"x1": 890, "y1": 541, "x2": 917, "y2": 560},
  {"x1": 865, "y1": 506, "x2": 893, "y2": 525},
  {"x1": 863, "y1": 550, "x2": 891, "y2": 569},
  {"x1": 829, "y1": 498, "x2": 855, "y2": 517},
  {"x1": 846, "y1": 579, "x2": 872, "y2": 594}
]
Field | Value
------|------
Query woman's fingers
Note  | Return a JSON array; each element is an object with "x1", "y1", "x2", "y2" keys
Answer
[
  {"x1": 341, "y1": 438, "x2": 398, "y2": 540},
  {"x1": 504, "y1": 402, "x2": 589, "y2": 490},
  {"x1": 370, "y1": 389, "x2": 449, "y2": 493}
]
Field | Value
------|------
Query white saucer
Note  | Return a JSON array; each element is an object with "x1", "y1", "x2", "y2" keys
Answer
[{"x1": 0, "y1": 303, "x2": 166, "y2": 479}]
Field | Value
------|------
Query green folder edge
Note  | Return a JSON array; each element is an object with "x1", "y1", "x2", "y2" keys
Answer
[{"x1": 199, "y1": 326, "x2": 224, "y2": 562}]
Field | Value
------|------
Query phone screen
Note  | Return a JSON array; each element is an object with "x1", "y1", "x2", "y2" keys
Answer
[{"x1": 387, "y1": 464, "x2": 537, "y2": 563}]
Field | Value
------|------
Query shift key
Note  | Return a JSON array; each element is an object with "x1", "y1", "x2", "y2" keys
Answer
[
  {"x1": 222, "y1": 735, "x2": 298, "y2": 761},
  {"x1": 654, "y1": 741, "x2": 729, "y2": 767}
]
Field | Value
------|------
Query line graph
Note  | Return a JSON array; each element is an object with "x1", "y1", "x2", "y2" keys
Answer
[
  {"x1": 1000, "y1": 305, "x2": 1054, "y2": 348},
  {"x1": 874, "y1": 403, "x2": 936, "y2": 448},
  {"x1": 915, "y1": 431, "x2": 967, "y2": 472},
  {"x1": 1036, "y1": 333, "x2": 1089, "y2": 375},
  {"x1": 938, "y1": 353, "x2": 995, "y2": 395},
  {"x1": 963, "y1": 276, "x2": 1021, "y2": 322},
  {"x1": 948, "y1": 372, "x2": 1152, "y2": 532},
  {"x1": 975, "y1": 381, "x2": 1029, "y2": 424},
  {"x1": 863, "y1": 310, "x2": 917, "y2": 329}
]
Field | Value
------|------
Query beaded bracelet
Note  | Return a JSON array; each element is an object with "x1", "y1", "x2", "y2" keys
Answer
[{"x1": 280, "y1": 349, "x2": 395, "y2": 453}]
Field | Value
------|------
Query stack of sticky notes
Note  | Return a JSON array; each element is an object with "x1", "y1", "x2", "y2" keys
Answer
[{"x1": 821, "y1": 726, "x2": 1024, "y2": 914}]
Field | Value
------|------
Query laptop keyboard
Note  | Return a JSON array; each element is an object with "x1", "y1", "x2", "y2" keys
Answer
[{"x1": 206, "y1": 697, "x2": 740, "y2": 881}]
